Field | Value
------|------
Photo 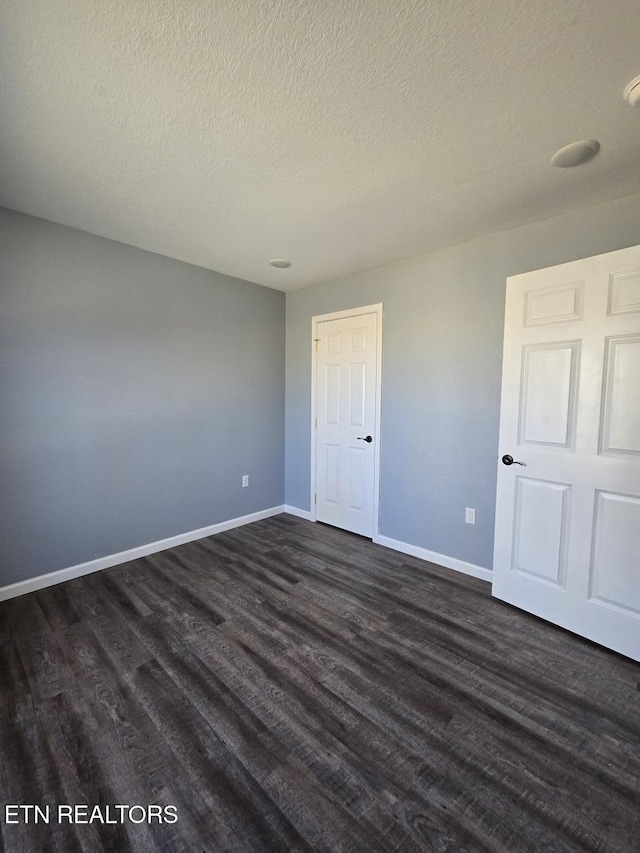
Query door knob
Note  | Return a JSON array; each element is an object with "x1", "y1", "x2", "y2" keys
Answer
[
  {"x1": 502, "y1": 454, "x2": 526, "y2": 466},
  {"x1": 357, "y1": 435, "x2": 373, "y2": 443}
]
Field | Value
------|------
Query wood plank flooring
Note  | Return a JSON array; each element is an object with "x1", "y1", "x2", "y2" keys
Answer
[{"x1": 1, "y1": 514, "x2": 638, "y2": 852}]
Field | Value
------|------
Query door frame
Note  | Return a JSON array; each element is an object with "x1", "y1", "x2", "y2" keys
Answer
[{"x1": 310, "y1": 303, "x2": 383, "y2": 542}]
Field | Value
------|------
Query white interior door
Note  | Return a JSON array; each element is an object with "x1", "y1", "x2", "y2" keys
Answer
[
  {"x1": 315, "y1": 310, "x2": 379, "y2": 537},
  {"x1": 493, "y1": 244, "x2": 640, "y2": 662}
]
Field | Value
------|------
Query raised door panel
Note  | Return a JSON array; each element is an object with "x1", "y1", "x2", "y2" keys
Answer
[
  {"x1": 589, "y1": 492, "x2": 640, "y2": 617},
  {"x1": 350, "y1": 327, "x2": 367, "y2": 351},
  {"x1": 512, "y1": 478, "x2": 570, "y2": 587},
  {"x1": 324, "y1": 364, "x2": 341, "y2": 426},
  {"x1": 327, "y1": 331, "x2": 342, "y2": 353},
  {"x1": 349, "y1": 362, "x2": 366, "y2": 427},
  {"x1": 600, "y1": 335, "x2": 640, "y2": 456},
  {"x1": 519, "y1": 342, "x2": 580, "y2": 447},
  {"x1": 524, "y1": 281, "x2": 584, "y2": 326},
  {"x1": 324, "y1": 444, "x2": 340, "y2": 504},
  {"x1": 348, "y1": 447, "x2": 365, "y2": 511},
  {"x1": 608, "y1": 269, "x2": 640, "y2": 316}
]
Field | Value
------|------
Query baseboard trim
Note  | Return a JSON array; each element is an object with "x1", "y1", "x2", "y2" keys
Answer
[
  {"x1": 377, "y1": 535, "x2": 492, "y2": 583},
  {"x1": 0, "y1": 505, "x2": 285, "y2": 603},
  {"x1": 283, "y1": 505, "x2": 315, "y2": 521}
]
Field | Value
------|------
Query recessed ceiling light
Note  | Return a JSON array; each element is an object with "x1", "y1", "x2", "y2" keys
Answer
[
  {"x1": 269, "y1": 259, "x2": 291, "y2": 268},
  {"x1": 551, "y1": 139, "x2": 600, "y2": 168},
  {"x1": 623, "y1": 75, "x2": 640, "y2": 107}
]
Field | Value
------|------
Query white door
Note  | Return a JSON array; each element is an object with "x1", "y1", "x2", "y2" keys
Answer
[
  {"x1": 493, "y1": 244, "x2": 640, "y2": 662},
  {"x1": 315, "y1": 309, "x2": 380, "y2": 537}
]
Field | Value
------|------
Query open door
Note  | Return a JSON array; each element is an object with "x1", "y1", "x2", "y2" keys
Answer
[{"x1": 492, "y1": 245, "x2": 640, "y2": 662}]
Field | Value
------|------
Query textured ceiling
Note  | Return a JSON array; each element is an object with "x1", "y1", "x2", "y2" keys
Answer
[{"x1": 1, "y1": 0, "x2": 639, "y2": 291}]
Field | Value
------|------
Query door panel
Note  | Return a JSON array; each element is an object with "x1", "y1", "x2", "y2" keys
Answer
[
  {"x1": 348, "y1": 446, "x2": 365, "y2": 510},
  {"x1": 524, "y1": 280, "x2": 584, "y2": 325},
  {"x1": 325, "y1": 444, "x2": 340, "y2": 505},
  {"x1": 608, "y1": 268, "x2": 640, "y2": 315},
  {"x1": 350, "y1": 326, "x2": 367, "y2": 350},
  {"x1": 519, "y1": 342, "x2": 580, "y2": 446},
  {"x1": 327, "y1": 330, "x2": 342, "y2": 353},
  {"x1": 349, "y1": 362, "x2": 366, "y2": 426},
  {"x1": 325, "y1": 363, "x2": 341, "y2": 426},
  {"x1": 493, "y1": 244, "x2": 640, "y2": 661},
  {"x1": 589, "y1": 491, "x2": 640, "y2": 615},
  {"x1": 315, "y1": 311, "x2": 378, "y2": 537},
  {"x1": 512, "y1": 477, "x2": 570, "y2": 586},
  {"x1": 600, "y1": 335, "x2": 640, "y2": 455}
]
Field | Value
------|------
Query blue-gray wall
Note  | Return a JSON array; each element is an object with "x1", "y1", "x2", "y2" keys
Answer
[
  {"x1": 285, "y1": 193, "x2": 640, "y2": 570},
  {"x1": 3, "y1": 193, "x2": 639, "y2": 588},
  {"x1": 0, "y1": 207, "x2": 285, "y2": 587}
]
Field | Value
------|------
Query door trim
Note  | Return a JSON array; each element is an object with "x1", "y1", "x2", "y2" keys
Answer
[{"x1": 310, "y1": 303, "x2": 383, "y2": 542}]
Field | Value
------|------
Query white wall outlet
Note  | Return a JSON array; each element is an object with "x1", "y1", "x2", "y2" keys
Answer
[
  {"x1": 465, "y1": 507, "x2": 476, "y2": 525},
  {"x1": 242, "y1": 475, "x2": 249, "y2": 488}
]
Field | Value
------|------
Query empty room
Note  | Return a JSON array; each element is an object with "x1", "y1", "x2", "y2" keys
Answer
[{"x1": 1, "y1": 1, "x2": 639, "y2": 851}]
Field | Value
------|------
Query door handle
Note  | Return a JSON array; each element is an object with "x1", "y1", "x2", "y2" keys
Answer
[
  {"x1": 357, "y1": 435, "x2": 373, "y2": 443},
  {"x1": 502, "y1": 454, "x2": 526, "y2": 466}
]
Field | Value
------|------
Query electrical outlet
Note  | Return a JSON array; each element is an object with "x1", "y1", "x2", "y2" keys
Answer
[
  {"x1": 242, "y1": 475, "x2": 249, "y2": 488},
  {"x1": 465, "y1": 507, "x2": 476, "y2": 525}
]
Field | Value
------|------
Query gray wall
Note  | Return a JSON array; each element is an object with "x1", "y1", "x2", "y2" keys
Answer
[
  {"x1": 285, "y1": 193, "x2": 640, "y2": 570},
  {"x1": 0, "y1": 208, "x2": 285, "y2": 587}
]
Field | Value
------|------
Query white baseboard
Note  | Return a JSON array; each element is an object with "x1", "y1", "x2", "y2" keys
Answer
[
  {"x1": 0, "y1": 508, "x2": 490, "y2": 603},
  {"x1": 377, "y1": 535, "x2": 492, "y2": 583},
  {"x1": 0, "y1": 505, "x2": 285, "y2": 603},
  {"x1": 283, "y1": 505, "x2": 315, "y2": 521}
]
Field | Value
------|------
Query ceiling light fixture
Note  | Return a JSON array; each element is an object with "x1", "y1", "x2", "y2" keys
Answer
[
  {"x1": 623, "y1": 75, "x2": 640, "y2": 107},
  {"x1": 550, "y1": 139, "x2": 600, "y2": 168},
  {"x1": 269, "y1": 259, "x2": 291, "y2": 268}
]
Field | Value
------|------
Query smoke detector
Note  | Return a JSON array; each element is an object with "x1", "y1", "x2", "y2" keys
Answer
[{"x1": 623, "y1": 75, "x2": 640, "y2": 107}]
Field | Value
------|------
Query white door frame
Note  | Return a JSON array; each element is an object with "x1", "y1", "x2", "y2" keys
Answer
[{"x1": 310, "y1": 303, "x2": 383, "y2": 542}]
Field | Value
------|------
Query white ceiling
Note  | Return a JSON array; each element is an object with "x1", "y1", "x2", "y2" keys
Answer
[{"x1": 1, "y1": 0, "x2": 639, "y2": 292}]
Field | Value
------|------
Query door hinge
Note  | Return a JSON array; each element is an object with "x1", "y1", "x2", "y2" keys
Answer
[
  {"x1": 314, "y1": 494, "x2": 317, "y2": 504},
  {"x1": 314, "y1": 417, "x2": 318, "y2": 429},
  {"x1": 314, "y1": 338, "x2": 320, "y2": 350}
]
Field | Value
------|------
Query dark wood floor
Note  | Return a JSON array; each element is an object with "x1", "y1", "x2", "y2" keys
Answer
[{"x1": 1, "y1": 515, "x2": 638, "y2": 852}]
